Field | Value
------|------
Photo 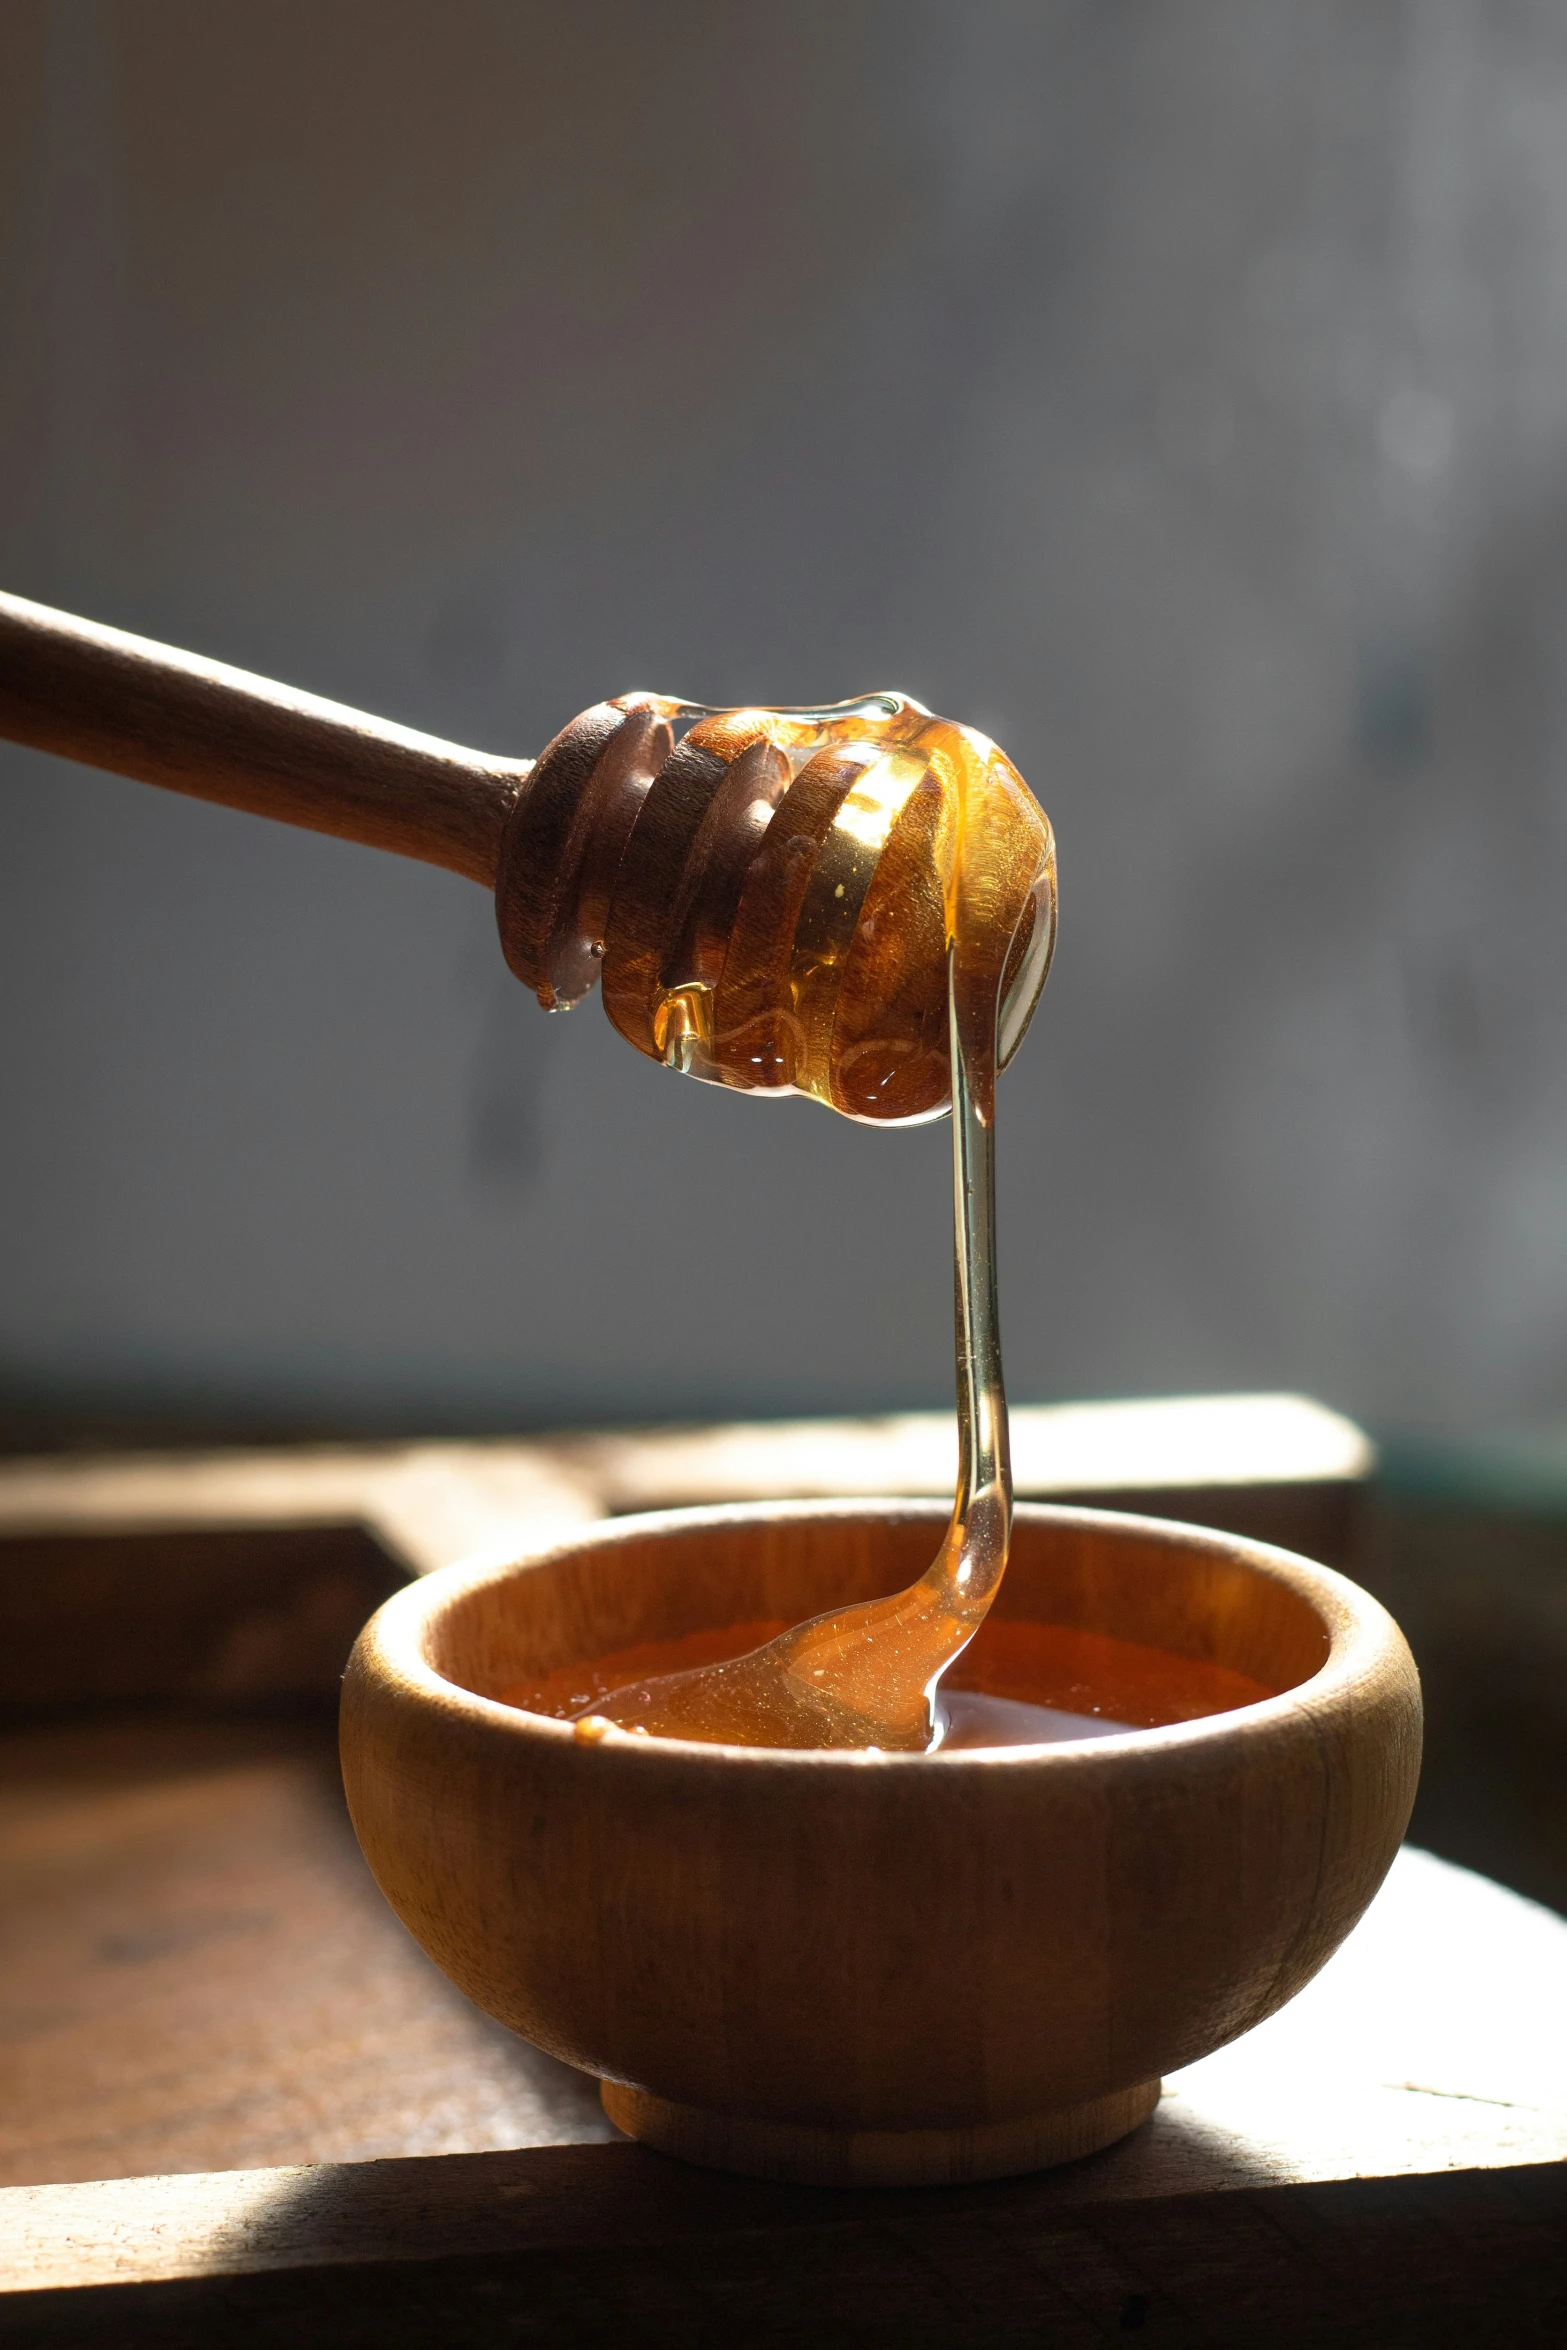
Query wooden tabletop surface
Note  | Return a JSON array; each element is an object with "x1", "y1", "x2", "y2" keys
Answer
[
  {"x1": 2, "y1": 1700, "x2": 1564, "y2": 2346},
  {"x1": 1, "y1": 1405, "x2": 1562, "y2": 2342},
  {"x1": 4, "y1": 1822, "x2": 1564, "y2": 2276}
]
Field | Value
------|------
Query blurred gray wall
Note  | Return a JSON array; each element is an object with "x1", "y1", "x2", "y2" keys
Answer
[{"x1": 2, "y1": 0, "x2": 1566, "y2": 1438}]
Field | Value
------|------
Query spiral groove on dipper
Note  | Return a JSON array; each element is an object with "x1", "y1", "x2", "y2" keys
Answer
[{"x1": 493, "y1": 693, "x2": 1056, "y2": 1125}]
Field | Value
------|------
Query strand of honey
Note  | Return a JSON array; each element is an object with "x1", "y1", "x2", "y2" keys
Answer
[{"x1": 578, "y1": 720, "x2": 1034, "y2": 1749}]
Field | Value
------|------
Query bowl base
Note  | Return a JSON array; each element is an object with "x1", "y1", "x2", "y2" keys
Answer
[{"x1": 600, "y1": 2076, "x2": 1161, "y2": 2188}]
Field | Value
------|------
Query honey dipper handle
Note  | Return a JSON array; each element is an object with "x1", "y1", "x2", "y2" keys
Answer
[{"x1": 0, "y1": 588, "x2": 531, "y2": 886}]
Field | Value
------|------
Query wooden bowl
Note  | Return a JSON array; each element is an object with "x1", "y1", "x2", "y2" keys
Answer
[{"x1": 340, "y1": 1500, "x2": 1421, "y2": 2188}]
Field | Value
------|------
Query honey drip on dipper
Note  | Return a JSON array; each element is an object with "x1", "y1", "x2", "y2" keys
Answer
[{"x1": 495, "y1": 690, "x2": 1056, "y2": 1751}]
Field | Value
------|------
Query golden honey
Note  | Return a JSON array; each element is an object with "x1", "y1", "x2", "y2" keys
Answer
[
  {"x1": 501, "y1": 1618, "x2": 1276, "y2": 1752},
  {"x1": 500, "y1": 694, "x2": 1060, "y2": 1750}
]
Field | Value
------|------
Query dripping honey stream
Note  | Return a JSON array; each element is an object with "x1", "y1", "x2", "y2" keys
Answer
[{"x1": 564, "y1": 709, "x2": 1040, "y2": 1752}]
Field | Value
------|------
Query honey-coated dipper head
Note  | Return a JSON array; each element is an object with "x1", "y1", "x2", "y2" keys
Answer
[{"x1": 494, "y1": 692, "x2": 1056, "y2": 1124}]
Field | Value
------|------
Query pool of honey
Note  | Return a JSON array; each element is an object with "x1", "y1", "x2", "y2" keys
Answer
[{"x1": 498, "y1": 1616, "x2": 1276, "y2": 1751}]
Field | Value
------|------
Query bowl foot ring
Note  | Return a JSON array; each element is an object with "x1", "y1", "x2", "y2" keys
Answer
[{"x1": 600, "y1": 2075, "x2": 1161, "y2": 2187}]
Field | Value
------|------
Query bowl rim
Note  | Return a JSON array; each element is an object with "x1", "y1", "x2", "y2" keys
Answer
[{"x1": 350, "y1": 1496, "x2": 1400, "y2": 1772}]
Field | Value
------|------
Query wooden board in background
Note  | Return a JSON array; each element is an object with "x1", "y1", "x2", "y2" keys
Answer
[{"x1": 0, "y1": 1394, "x2": 1371, "y2": 1710}]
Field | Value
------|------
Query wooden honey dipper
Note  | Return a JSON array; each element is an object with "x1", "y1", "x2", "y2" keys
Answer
[{"x1": 0, "y1": 586, "x2": 1057, "y2": 1747}]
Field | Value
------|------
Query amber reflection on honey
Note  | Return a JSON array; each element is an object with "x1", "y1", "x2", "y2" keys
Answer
[
  {"x1": 632, "y1": 697, "x2": 1056, "y2": 1128},
  {"x1": 499, "y1": 1616, "x2": 1275, "y2": 1745}
]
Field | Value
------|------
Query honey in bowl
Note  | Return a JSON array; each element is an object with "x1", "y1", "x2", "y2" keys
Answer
[{"x1": 499, "y1": 1617, "x2": 1276, "y2": 1753}]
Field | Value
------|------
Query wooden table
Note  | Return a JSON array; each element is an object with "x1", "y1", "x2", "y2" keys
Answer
[{"x1": 1, "y1": 1401, "x2": 1563, "y2": 2343}]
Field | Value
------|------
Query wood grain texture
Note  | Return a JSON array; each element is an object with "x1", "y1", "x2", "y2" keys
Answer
[
  {"x1": 0, "y1": 1439, "x2": 602, "y2": 1573},
  {"x1": 6, "y1": 1786, "x2": 1561, "y2": 2205},
  {"x1": 0, "y1": 1440, "x2": 601, "y2": 1709},
  {"x1": 0, "y1": 1399, "x2": 1369, "y2": 1710},
  {"x1": 2, "y1": 1841, "x2": 1562, "y2": 2224},
  {"x1": 0, "y1": 589, "x2": 528, "y2": 885},
  {"x1": 341, "y1": 1499, "x2": 1421, "y2": 2185},
  {"x1": 0, "y1": 1525, "x2": 404, "y2": 1710},
  {"x1": 0, "y1": 1403, "x2": 1368, "y2": 1752},
  {"x1": 559, "y1": 1393, "x2": 1374, "y2": 1566},
  {"x1": 2, "y1": 2157, "x2": 1563, "y2": 2346},
  {"x1": 599, "y1": 2075, "x2": 1164, "y2": 2185},
  {"x1": 1360, "y1": 1495, "x2": 1567, "y2": 1914},
  {"x1": 0, "y1": 1714, "x2": 613, "y2": 2192},
  {"x1": 0, "y1": 1395, "x2": 1370, "y2": 1556}
]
